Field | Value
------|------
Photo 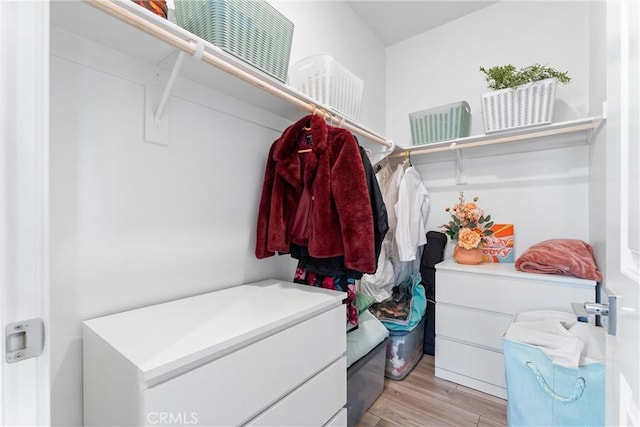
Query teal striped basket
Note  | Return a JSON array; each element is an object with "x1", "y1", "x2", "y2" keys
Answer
[
  {"x1": 174, "y1": 0, "x2": 294, "y2": 82},
  {"x1": 409, "y1": 101, "x2": 471, "y2": 145}
]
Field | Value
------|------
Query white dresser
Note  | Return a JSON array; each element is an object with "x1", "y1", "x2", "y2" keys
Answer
[
  {"x1": 83, "y1": 279, "x2": 347, "y2": 426},
  {"x1": 434, "y1": 259, "x2": 597, "y2": 399}
]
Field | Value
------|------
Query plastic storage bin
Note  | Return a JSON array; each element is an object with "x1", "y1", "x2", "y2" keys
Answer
[
  {"x1": 347, "y1": 338, "x2": 388, "y2": 427},
  {"x1": 288, "y1": 54, "x2": 364, "y2": 121},
  {"x1": 481, "y1": 78, "x2": 557, "y2": 133},
  {"x1": 174, "y1": 0, "x2": 294, "y2": 82},
  {"x1": 384, "y1": 316, "x2": 425, "y2": 380},
  {"x1": 409, "y1": 101, "x2": 471, "y2": 145}
]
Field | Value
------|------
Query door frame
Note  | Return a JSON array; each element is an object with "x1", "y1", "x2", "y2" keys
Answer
[
  {"x1": 604, "y1": 0, "x2": 640, "y2": 425},
  {"x1": 0, "y1": 0, "x2": 51, "y2": 425}
]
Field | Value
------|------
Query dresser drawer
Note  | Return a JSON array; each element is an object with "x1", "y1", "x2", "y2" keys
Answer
[
  {"x1": 435, "y1": 337, "x2": 505, "y2": 393},
  {"x1": 436, "y1": 303, "x2": 512, "y2": 351},
  {"x1": 433, "y1": 261, "x2": 596, "y2": 399},
  {"x1": 142, "y1": 305, "x2": 346, "y2": 426},
  {"x1": 326, "y1": 408, "x2": 348, "y2": 427},
  {"x1": 437, "y1": 269, "x2": 595, "y2": 314},
  {"x1": 247, "y1": 357, "x2": 346, "y2": 426}
]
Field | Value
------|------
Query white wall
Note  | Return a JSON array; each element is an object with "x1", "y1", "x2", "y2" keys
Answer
[
  {"x1": 272, "y1": 0, "x2": 387, "y2": 137},
  {"x1": 48, "y1": 3, "x2": 386, "y2": 424},
  {"x1": 386, "y1": 1, "x2": 596, "y2": 258},
  {"x1": 413, "y1": 144, "x2": 591, "y2": 259},
  {"x1": 386, "y1": 1, "x2": 591, "y2": 144}
]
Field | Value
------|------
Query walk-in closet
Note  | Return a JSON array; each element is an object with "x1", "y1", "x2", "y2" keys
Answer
[{"x1": 1, "y1": 0, "x2": 637, "y2": 426}]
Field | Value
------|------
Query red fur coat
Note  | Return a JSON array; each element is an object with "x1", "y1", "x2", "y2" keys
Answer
[{"x1": 255, "y1": 114, "x2": 376, "y2": 273}]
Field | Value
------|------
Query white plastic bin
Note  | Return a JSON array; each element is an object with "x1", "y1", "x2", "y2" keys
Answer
[
  {"x1": 384, "y1": 316, "x2": 425, "y2": 380},
  {"x1": 288, "y1": 54, "x2": 364, "y2": 121}
]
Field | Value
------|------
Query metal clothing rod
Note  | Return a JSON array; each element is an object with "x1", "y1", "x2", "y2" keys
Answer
[
  {"x1": 390, "y1": 122, "x2": 595, "y2": 158},
  {"x1": 84, "y1": 0, "x2": 394, "y2": 149}
]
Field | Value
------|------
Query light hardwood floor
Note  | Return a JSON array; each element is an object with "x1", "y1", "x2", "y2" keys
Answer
[{"x1": 356, "y1": 355, "x2": 508, "y2": 427}]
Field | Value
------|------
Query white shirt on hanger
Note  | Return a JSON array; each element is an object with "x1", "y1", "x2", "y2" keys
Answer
[
  {"x1": 383, "y1": 163, "x2": 404, "y2": 235},
  {"x1": 394, "y1": 166, "x2": 430, "y2": 262}
]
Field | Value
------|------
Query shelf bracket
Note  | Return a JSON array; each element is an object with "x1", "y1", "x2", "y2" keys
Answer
[
  {"x1": 144, "y1": 50, "x2": 187, "y2": 145},
  {"x1": 450, "y1": 142, "x2": 468, "y2": 185},
  {"x1": 143, "y1": 40, "x2": 209, "y2": 145}
]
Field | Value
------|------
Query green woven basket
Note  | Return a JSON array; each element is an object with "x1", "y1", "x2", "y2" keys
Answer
[
  {"x1": 174, "y1": 0, "x2": 294, "y2": 82},
  {"x1": 409, "y1": 101, "x2": 471, "y2": 145}
]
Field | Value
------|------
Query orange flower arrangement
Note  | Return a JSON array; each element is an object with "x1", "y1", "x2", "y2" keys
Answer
[{"x1": 442, "y1": 192, "x2": 494, "y2": 249}]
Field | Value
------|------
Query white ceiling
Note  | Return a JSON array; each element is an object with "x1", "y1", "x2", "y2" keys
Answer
[{"x1": 346, "y1": 1, "x2": 498, "y2": 46}]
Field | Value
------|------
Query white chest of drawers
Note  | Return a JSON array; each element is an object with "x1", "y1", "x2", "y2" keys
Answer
[
  {"x1": 434, "y1": 259, "x2": 597, "y2": 399},
  {"x1": 83, "y1": 279, "x2": 347, "y2": 426}
]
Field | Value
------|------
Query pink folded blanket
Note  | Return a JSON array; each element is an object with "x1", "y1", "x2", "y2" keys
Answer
[{"x1": 515, "y1": 239, "x2": 602, "y2": 281}]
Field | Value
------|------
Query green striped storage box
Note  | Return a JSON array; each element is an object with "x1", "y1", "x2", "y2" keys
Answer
[
  {"x1": 174, "y1": 0, "x2": 293, "y2": 82},
  {"x1": 409, "y1": 101, "x2": 471, "y2": 145}
]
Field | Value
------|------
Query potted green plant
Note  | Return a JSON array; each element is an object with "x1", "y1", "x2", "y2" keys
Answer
[
  {"x1": 479, "y1": 63, "x2": 571, "y2": 133},
  {"x1": 480, "y1": 64, "x2": 571, "y2": 90}
]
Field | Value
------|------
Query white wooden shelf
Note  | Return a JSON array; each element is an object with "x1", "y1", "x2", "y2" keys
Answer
[
  {"x1": 50, "y1": 0, "x2": 393, "y2": 150},
  {"x1": 390, "y1": 117, "x2": 604, "y2": 162}
]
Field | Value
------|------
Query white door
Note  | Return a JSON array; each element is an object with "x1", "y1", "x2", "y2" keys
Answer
[
  {"x1": 0, "y1": 0, "x2": 50, "y2": 425},
  {"x1": 605, "y1": 0, "x2": 640, "y2": 425}
]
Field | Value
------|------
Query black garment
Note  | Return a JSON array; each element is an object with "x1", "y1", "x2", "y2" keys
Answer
[
  {"x1": 290, "y1": 244, "x2": 362, "y2": 279},
  {"x1": 419, "y1": 231, "x2": 448, "y2": 355},
  {"x1": 358, "y1": 145, "x2": 389, "y2": 265}
]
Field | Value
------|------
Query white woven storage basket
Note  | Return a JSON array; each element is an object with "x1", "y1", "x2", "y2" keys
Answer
[
  {"x1": 481, "y1": 78, "x2": 557, "y2": 133},
  {"x1": 288, "y1": 54, "x2": 364, "y2": 121}
]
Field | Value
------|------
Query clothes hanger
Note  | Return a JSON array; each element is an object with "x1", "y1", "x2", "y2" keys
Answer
[
  {"x1": 302, "y1": 103, "x2": 316, "y2": 131},
  {"x1": 403, "y1": 150, "x2": 412, "y2": 168},
  {"x1": 298, "y1": 107, "x2": 331, "y2": 154},
  {"x1": 299, "y1": 104, "x2": 320, "y2": 154}
]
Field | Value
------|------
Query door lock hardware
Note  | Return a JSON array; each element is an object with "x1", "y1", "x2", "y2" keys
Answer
[
  {"x1": 5, "y1": 318, "x2": 44, "y2": 363},
  {"x1": 583, "y1": 293, "x2": 618, "y2": 336},
  {"x1": 584, "y1": 302, "x2": 609, "y2": 315}
]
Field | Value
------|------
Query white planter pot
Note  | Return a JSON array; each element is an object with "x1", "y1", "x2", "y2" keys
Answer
[{"x1": 481, "y1": 78, "x2": 557, "y2": 133}]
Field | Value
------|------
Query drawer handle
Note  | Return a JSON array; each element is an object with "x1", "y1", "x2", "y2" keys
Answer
[{"x1": 525, "y1": 361, "x2": 586, "y2": 402}]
